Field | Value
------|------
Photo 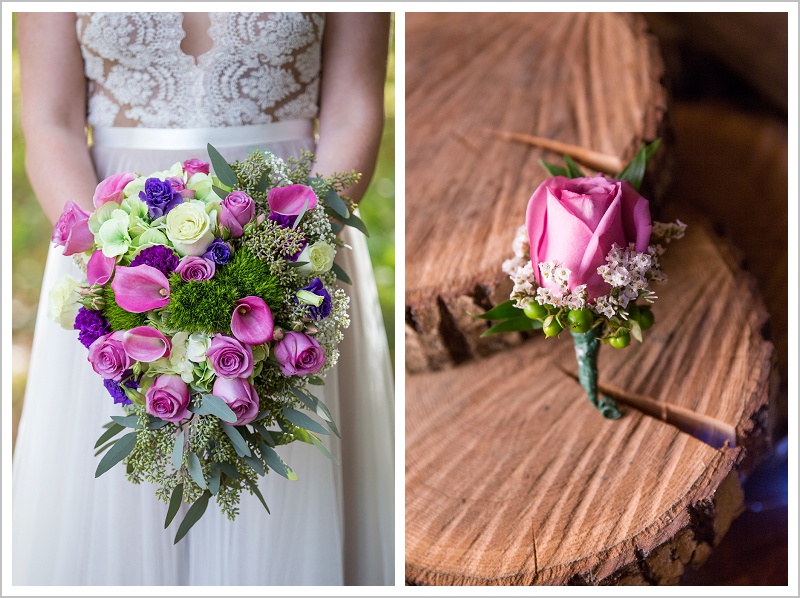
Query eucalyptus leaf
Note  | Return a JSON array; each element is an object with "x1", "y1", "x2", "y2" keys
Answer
[
  {"x1": 331, "y1": 262, "x2": 351, "y2": 285},
  {"x1": 282, "y1": 408, "x2": 329, "y2": 436},
  {"x1": 330, "y1": 221, "x2": 344, "y2": 234},
  {"x1": 208, "y1": 463, "x2": 221, "y2": 495},
  {"x1": 563, "y1": 154, "x2": 585, "y2": 178},
  {"x1": 291, "y1": 427, "x2": 313, "y2": 443},
  {"x1": 192, "y1": 394, "x2": 237, "y2": 423},
  {"x1": 253, "y1": 410, "x2": 271, "y2": 422},
  {"x1": 259, "y1": 444, "x2": 298, "y2": 481},
  {"x1": 539, "y1": 159, "x2": 568, "y2": 177},
  {"x1": 207, "y1": 144, "x2": 237, "y2": 188},
  {"x1": 146, "y1": 417, "x2": 169, "y2": 430},
  {"x1": 174, "y1": 491, "x2": 211, "y2": 544},
  {"x1": 256, "y1": 169, "x2": 270, "y2": 194},
  {"x1": 287, "y1": 260, "x2": 310, "y2": 269},
  {"x1": 322, "y1": 186, "x2": 350, "y2": 218},
  {"x1": 211, "y1": 185, "x2": 230, "y2": 200},
  {"x1": 245, "y1": 455, "x2": 266, "y2": 476},
  {"x1": 93, "y1": 439, "x2": 118, "y2": 456},
  {"x1": 94, "y1": 422, "x2": 125, "y2": 448},
  {"x1": 171, "y1": 431, "x2": 184, "y2": 471},
  {"x1": 110, "y1": 415, "x2": 143, "y2": 429},
  {"x1": 472, "y1": 299, "x2": 522, "y2": 321},
  {"x1": 307, "y1": 376, "x2": 325, "y2": 386},
  {"x1": 481, "y1": 316, "x2": 542, "y2": 337},
  {"x1": 248, "y1": 481, "x2": 271, "y2": 514},
  {"x1": 289, "y1": 387, "x2": 315, "y2": 410},
  {"x1": 221, "y1": 424, "x2": 252, "y2": 458},
  {"x1": 186, "y1": 452, "x2": 206, "y2": 489},
  {"x1": 164, "y1": 483, "x2": 183, "y2": 528},
  {"x1": 218, "y1": 462, "x2": 240, "y2": 480},
  {"x1": 309, "y1": 433, "x2": 339, "y2": 465},
  {"x1": 337, "y1": 211, "x2": 369, "y2": 237},
  {"x1": 95, "y1": 431, "x2": 137, "y2": 478}
]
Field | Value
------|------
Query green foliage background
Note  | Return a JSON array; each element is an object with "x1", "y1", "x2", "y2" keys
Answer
[{"x1": 10, "y1": 16, "x2": 395, "y2": 445}]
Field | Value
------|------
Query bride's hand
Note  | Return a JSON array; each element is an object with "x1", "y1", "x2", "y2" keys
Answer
[{"x1": 18, "y1": 13, "x2": 98, "y2": 225}]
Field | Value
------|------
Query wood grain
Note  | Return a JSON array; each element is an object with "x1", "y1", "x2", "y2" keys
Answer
[
  {"x1": 405, "y1": 12, "x2": 667, "y2": 372},
  {"x1": 405, "y1": 215, "x2": 774, "y2": 585}
]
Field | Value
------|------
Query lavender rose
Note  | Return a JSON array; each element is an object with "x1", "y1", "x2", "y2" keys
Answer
[
  {"x1": 206, "y1": 334, "x2": 254, "y2": 378},
  {"x1": 87, "y1": 331, "x2": 132, "y2": 380},
  {"x1": 175, "y1": 255, "x2": 216, "y2": 282},
  {"x1": 182, "y1": 159, "x2": 210, "y2": 178},
  {"x1": 145, "y1": 374, "x2": 190, "y2": 422},
  {"x1": 52, "y1": 200, "x2": 94, "y2": 256},
  {"x1": 273, "y1": 331, "x2": 325, "y2": 377},
  {"x1": 212, "y1": 377, "x2": 260, "y2": 425},
  {"x1": 139, "y1": 178, "x2": 183, "y2": 219},
  {"x1": 219, "y1": 191, "x2": 255, "y2": 238}
]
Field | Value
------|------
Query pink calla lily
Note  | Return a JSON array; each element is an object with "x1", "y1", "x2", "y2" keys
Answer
[
  {"x1": 111, "y1": 264, "x2": 170, "y2": 313},
  {"x1": 87, "y1": 250, "x2": 117, "y2": 286},
  {"x1": 230, "y1": 296, "x2": 274, "y2": 345},
  {"x1": 122, "y1": 326, "x2": 171, "y2": 362},
  {"x1": 267, "y1": 184, "x2": 317, "y2": 216},
  {"x1": 93, "y1": 172, "x2": 136, "y2": 209}
]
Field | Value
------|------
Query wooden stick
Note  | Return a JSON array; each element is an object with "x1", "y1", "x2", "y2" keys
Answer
[{"x1": 486, "y1": 129, "x2": 625, "y2": 174}]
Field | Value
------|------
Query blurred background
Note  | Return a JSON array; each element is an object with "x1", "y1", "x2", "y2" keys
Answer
[{"x1": 10, "y1": 14, "x2": 396, "y2": 449}]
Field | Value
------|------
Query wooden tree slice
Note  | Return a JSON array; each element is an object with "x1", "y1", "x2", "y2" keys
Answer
[
  {"x1": 405, "y1": 12, "x2": 667, "y2": 373},
  {"x1": 405, "y1": 215, "x2": 774, "y2": 585}
]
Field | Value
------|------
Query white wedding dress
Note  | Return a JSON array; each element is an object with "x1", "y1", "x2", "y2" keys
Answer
[{"x1": 12, "y1": 12, "x2": 394, "y2": 586}]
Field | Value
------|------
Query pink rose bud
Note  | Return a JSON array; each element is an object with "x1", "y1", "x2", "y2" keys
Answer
[
  {"x1": 93, "y1": 172, "x2": 137, "y2": 209},
  {"x1": 526, "y1": 175, "x2": 652, "y2": 301},
  {"x1": 145, "y1": 374, "x2": 190, "y2": 422},
  {"x1": 182, "y1": 159, "x2": 210, "y2": 178},
  {"x1": 219, "y1": 191, "x2": 256, "y2": 238},
  {"x1": 110, "y1": 264, "x2": 171, "y2": 313},
  {"x1": 87, "y1": 250, "x2": 117, "y2": 286},
  {"x1": 87, "y1": 331, "x2": 132, "y2": 380},
  {"x1": 175, "y1": 255, "x2": 216, "y2": 282},
  {"x1": 206, "y1": 334, "x2": 254, "y2": 378},
  {"x1": 267, "y1": 184, "x2": 317, "y2": 217},
  {"x1": 52, "y1": 200, "x2": 94, "y2": 256},
  {"x1": 212, "y1": 377, "x2": 260, "y2": 426},
  {"x1": 273, "y1": 331, "x2": 325, "y2": 377},
  {"x1": 122, "y1": 326, "x2": 171, "y2": 362},
  {"x1": 230, "y1": 296, "x2": 274, "y2": 346},
  {"x1": 167, "y1": 176, "x2": 195, "y2": 199}
]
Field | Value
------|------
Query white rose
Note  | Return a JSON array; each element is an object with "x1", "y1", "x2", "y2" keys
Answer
[
  {"x1": 296, "y1": 241, "x2": 335, "y2": 276},
  {"x1": 47, "y1": 275, "x2": 81, "y2": 329},
  {"x1": 165, "y1": 201, "x2": 215, "y2": 256}
]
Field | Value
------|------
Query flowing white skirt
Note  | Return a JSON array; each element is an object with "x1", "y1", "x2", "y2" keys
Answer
[{"x1": 12, "y1": 122, "x2": 395, "y2": 586}]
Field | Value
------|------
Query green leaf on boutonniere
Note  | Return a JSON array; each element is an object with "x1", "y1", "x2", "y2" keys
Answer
[
  {"x1": 481, "y1": 315, "x2": 542, "y2": 337},
  {"x1": 174, "y1": 491, "x2": 211, "y2": 544},
  {"x1": 472, "y1": 299, "x2": 522, "y2": 321},
  {"x1": 564, "y1": 155, "x2": 585, "y2": 178},
  {"x1": 629, "y1": 319, "x2": 643, "y2": 343},
  {"x1": 207, "y1": 144, "x2": 237, "y2": 188},
  {"x1": 616, "y1": 139, "x2": 660, "y2": 191},
  {"x1": 165, "y1": 483, "x2": 184, "y2": 528},
  {"x1": 95, "y1": 431, "x2": 138, "y2": 478},
  {"x1": 540, "y1": 159, "x2": 568, "y2": 177}
]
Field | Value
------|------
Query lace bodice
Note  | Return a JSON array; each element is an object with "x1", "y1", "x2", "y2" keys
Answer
[{"x1": 76, "y1": 12, "x2": 325, "y2": 128}]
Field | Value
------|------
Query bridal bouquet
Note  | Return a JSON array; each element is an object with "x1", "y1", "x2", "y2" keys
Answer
[
  {"x1": 477, "y1": 141, "x2": 685, "y2": 419},
  {"x1": 49, "y1": 145, "x2": 365, "y2": 542}
]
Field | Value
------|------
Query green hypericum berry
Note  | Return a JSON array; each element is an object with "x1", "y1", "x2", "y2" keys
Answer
[
  {"x1": 638, "y1": 308, "x2": 655, "y2": 330},
  {"x1": 523, "y1": 301, "x2": 548, "y2": 320},
  {"x1": 567, "y1": 308, "x2": 593, "y2": 333},
  {"x1": 543, "y1": 318, "x2": 563, "y2": 338},
  {"x1": 608, "y1": 330, "x2": 631, "y2": 349},
  {"x1": 627, "y1": 303, "x2": 641, "y2": 321}
]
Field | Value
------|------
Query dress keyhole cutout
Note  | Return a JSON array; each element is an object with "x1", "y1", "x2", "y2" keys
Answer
[{"x1": 180, "y1": 13, "x2": 213, "y2": 65}]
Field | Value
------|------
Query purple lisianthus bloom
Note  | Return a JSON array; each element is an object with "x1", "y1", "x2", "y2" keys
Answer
[
  {"x1": 268, "y1": 212, "x2": 295, "y2": 229},
  {"x1": 129, "y1": 244, "x2": 180, "y2": 276},
  {"x1": 74, "y1": 307, "x2": 111, "y2": 349},
  {"x1": 103, "y1": 378, "x2": 133, "y2": 406},
  {"x1": 139, "y1": 178, "x2": 183, "y2": 218},
  {"x1": 203, "y1": 238, "x2": 232, "y2": 265},
  {"x1": 289, "y1": 239, "x2": 308, "y2": 262},
  {"x1": 297, "y1": 278, "x2": 332, "y2": 320}
]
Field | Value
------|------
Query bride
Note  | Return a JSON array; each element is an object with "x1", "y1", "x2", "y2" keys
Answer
[{"x1": 13, "y1": 12, "x2": 394, "y2": 586}]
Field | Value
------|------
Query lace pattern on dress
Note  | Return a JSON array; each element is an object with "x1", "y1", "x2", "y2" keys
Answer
[{"x1": 76, "y1": 12, "x2": 324, "y2": 128}]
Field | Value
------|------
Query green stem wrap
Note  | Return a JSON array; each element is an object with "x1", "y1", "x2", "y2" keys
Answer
[{"x1": 570, "y1": 327, "x2": 621, "y2": 420}]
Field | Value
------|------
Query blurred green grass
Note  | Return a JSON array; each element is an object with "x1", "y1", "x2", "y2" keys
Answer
[{"x1": 11, "y1": 16, "x2": 395, "y2": 445}]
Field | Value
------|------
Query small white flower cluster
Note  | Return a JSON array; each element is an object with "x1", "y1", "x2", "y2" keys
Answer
[
  {"x1": 314, "y1": 288, "x2": 350, "y2": 375},
  {"x1": 593, "y1": 243, "x2": 664, "y2": 319},
  {"x1": 651, "y1": 219, "x2": 687, "y2": 244},
  {"x1": 300, "y1": 202, "x2": 336, "y2": 246},
  {"x1": 503, "y1": 226, "x2": 538, "y2": 307},
  {"x1": 536, "y1": 262, "x2": 588, "y2": 310}
]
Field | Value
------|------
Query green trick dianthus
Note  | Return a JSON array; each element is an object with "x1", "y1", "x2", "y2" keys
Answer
[{"x1": 102, "y1": 285, "x2": 149, "y2": 331}]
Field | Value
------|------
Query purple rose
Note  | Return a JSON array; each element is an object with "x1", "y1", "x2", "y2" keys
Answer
[
  {"x1": 203, "y1": 238, "x2": 232, "y2": 265},
  {"x1": 52, "y1": 200, "x2": 94, "y2": 256},
  {"x1": 273, "y1": 331, "x2": 325, "y2": 377},
  {"x1": 212, "y1": 377, "x2": 260, "y2": 425},
  {"x1": 175, "y1": 255, "x2": 216, "y2": 282},
  {"x1": 182, "y1": 159, "x2": 210, "y2": 177},
  {"x1": 219, "y1": 191, "x2": 256, "y2": 238},
  {"x1": 129, "y1": 245, "x2": 180, "y2": 276},
  {"x1": 75, "y1": 307, "x2": 110, "y2": 349},
  {"x1": 139, "y1": 178, "x2": 183, "y2": 219},
  {"x1": 296, "y1": 278, "x2": 332, "y2": 320},
  {"x1": 145, "y1": 374, "x2": 190, "y2": 422},
  {"x1": 167, "y1": 176, "x2": 195, "y2": 199},
  {"x1": 206, "y1": 334, "x2": 254, "y2": 379},
  {"x1": 87, "y1": 331, "x2": 132, "y2": 380}
]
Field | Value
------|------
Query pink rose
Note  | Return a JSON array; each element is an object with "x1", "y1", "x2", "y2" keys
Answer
[
  {"x1": 212, "y1": 377, "x2": 260, "y2": 426},
  {"x1": 219, "y1": 191, "x2": 255, "y2": 238},
  {"x1": 167, "y1": 176, "x2": 195, "y2": 199},
  {"x1": 182, "y1": 159, "x2": 210, "y2": 177},
  {"x1": 526, "y1": 175, "x2": 652, "y2": 300},
  {"x1": 87, "y1": 331, "x2": 132, "y2": 380},
  {"x1": 273, "y1": 331, "x2": 325, "y2": 377},
  {"x1": 52, "y1": 200, "x2": 94, "y2": 256},
  {"x1": 175, "y1": 255, "x2": 216, "y2": 282},
  {"x1": 145, "y1": 374, "x2": 190, "y2": 422},
  {"x1": 206, "y1": 334, "x2": 254, "y2": 378},
  {"x1": 93, "y1": 172, "x2": 136, "y2": 209}
]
